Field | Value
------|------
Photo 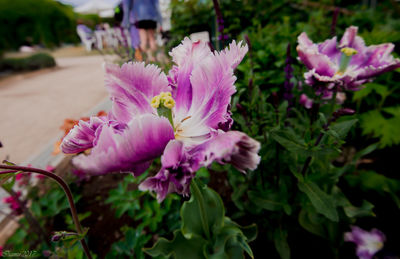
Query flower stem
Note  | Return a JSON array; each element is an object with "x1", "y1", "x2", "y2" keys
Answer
[
  {"x1": 0, "y1": 164, "x2": 93, "y2": 259},
  {"x1": 190, "y1": 179, "x2": 211, "y2": 240}
]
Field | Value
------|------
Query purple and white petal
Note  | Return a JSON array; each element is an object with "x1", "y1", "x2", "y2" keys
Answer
[
  {"x1": 105, "y1": 62, "x2": 170, "y2": 123},
  {"x1": 297, "y1": 39, "x2": 337, "y2": 77},
  {"x1": 170, "y1": 38, "x2": 248, "y2": 132},
  {"x1": 339, "y1": 26, "x2": 358, "y2": 48},
  {"x1": 344, "y1": 226, "x2": 386, "y2": 259},
  {"x1": 169, "y1": 38, "x2": 214, "y2": 118},
  {"x1": 356, "y1": 43, "x2": 400, "y2": 79},
  {"x1": 190, "y1": 130, "x2": 261, "y2": 173},
  {"x1": 297, "y1": 25, "x2": 400, "y2": 90},
  {"x1": 139, "y1": 140, "x2": 196, "y2": 202},
  {"x1": 318, "y1": 37, "x2": 341, "y2": 64},
  {"x1": 185, "y1": 57, "x2": 237, "y2": 129},
  {"x1": 214, "y1": 40, "x2": 249, "y2": 69},
  {"x1": 61, "y1": 116, "x2": 108, "y2": 154},
  {"x1": 72, "y1": 114, "x2": 174, "y2": 176},
  {"x1": 173, "y1": 43, "x2": 248, "y2": 142}
]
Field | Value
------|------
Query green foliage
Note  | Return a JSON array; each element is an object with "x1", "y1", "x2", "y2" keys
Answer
[
  {"x1": 31, "y1": 188, "x2": 80, "y2": 218},
  {"x1": 298, "y1": 181, "x2": 339, "y2": 222},
  {"x1": 0, "y1": 0, "x2": 79, "y2": 52},
  {"x1": 105, "y1": 174, "x2": 181, "y2": 258},
  {"x1": 0, "y1": 53, "x2": 56, "y2": 72},
  {"x1": 106, "y1": 227, "x2": 151, "y2": 259},
  {"x1": 360, "y1": 107, "x2": 400, "y2": 147},
  {"x1": 145, "y1": 179, "x2": 257, "y2": 259}
]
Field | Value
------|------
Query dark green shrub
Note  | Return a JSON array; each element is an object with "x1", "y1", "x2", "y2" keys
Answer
[
  {"x1": 0, "y1": 53, "x2": 56, "y2": 72},
  {"x1": 0, "y1": 0, "x2": 79, "y2": 52}
]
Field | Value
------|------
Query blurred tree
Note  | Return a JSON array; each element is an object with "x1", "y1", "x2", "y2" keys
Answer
[{"x1": 0, "y1": 0, "x2": 80, "y2": 53}]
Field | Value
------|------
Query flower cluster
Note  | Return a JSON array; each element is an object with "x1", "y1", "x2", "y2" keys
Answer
[
  {"x1": 345, "y1": 226, "x2": 386, "y2": 259},
  {"x1": 3, "y1": 191, "x2": 25, "y2": 215},
  {"x1": 297, "y1": 26, "x2": 400, "y2": 104},
  {"x1": 62, "y1": 38, "x2": 261, "y2": 201}
]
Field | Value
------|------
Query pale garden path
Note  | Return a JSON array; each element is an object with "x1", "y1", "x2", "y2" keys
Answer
[
  {"x1": 0, "y1": 55, "x2": 109, "y2": 165},
  {"x1": 0, "y1": 54, "x2": 116, "y2": 244}
]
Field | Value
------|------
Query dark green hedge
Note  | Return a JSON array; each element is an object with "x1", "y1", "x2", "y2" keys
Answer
[
  {"x1": 0, "y1": 0, "x2": 79, "y2": 53},
  {"x1": 0, "y1": 53, "x2": 56, "y2": 72}
]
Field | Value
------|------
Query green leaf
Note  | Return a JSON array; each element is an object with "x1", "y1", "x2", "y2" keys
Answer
[
  {"x1": 181, "y1": 180, "x2": 224, "y2": 239},
  {"x1": 298, "y1": 181, "x2": 338, "y2": 222},
  {"x1": 353, "y1": 83, "x2": 389, "y2": 101},
  {"x1": 360, "y1": 107, "x2": 400, "y2": 147},
  {"x1": 0, "y1": 173, "x2": 15, "y2": 186},
  {"x1": 271, "y1": 129, "x2": 306, "y2": 153},
  {"x1": 345, "y1": 170, "x2": 400, "y2": 208},
  {"x1": 332, "y1": 186, "x2": 375, "y2": 218},
  {"x1": 343, "y1": 201, "x2": 375, "y2": 218},
  {"x1": 298, "y1": 209, "x2": 326, "y2": 238},
  {"x1": 144, "y1": 230, "x2": 207, "y2": 259},
  {"x1": 248, "y1": 190, "x2": 285, "y2": 211},
  {"x1": 223, "y1": 217, "x2": 257, "y2": 242},
  {"x1": 330, "y1": 119, "x2": 358, "y2": 139},
  {"x1": 210, "y1": 218, "x2": 256, "y2": 259},
  {"x1": 273, "y1": 228, "x2": 290, "y2": 259},
  {"x1": 2, "y1": 160, "x2": 16, "y2": 166}
]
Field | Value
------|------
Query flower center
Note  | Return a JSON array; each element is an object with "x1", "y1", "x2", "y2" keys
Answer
[
  {"x1": 337, "y1": 47, "x2": 358, "y2": 74},
  {"x1": 371, "y1": 241, "x2": 383, "y2": 251},
  {"x1": 151, "y1": 92, "x2": 175, "y2": 127}
]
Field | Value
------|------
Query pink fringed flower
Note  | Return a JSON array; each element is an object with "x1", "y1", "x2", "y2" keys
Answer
[
  {"x1": 345, "y1": 226, "x2": 386, "y2": 259},
  {"x1": 61, "y1": 38, "x2": 261, "y2": 202},
  {"x1": 297, "y1": 26, "x2": 400, "y2": 91}
]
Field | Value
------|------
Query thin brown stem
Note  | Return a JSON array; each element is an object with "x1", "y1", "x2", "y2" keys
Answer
[{"x1": 0, "y1": 165, "x2": 92, "y2": 259}]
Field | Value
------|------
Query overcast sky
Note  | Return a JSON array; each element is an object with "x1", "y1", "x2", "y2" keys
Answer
[{"x1": 57, "y1": 0, "x2": 120, "y2": 7}]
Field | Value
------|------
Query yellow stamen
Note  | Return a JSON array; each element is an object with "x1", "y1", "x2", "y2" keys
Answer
[
  {"x1": 159, "y1": 92, "x2": 172, "y2": 99},
  {"x1": 163, "y1": 96, "x2": 175, "y2": 109},
  {"x1": 341, "y1": 47, "x2": 358, "y2": 57},
  {"x1": 151, "y1": 96, "x2": 161, "y2": 108}
]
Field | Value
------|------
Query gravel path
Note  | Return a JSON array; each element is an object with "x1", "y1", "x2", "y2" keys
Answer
[{"x1": 0, "y1": 55, "x2": 110, "y2": 164}]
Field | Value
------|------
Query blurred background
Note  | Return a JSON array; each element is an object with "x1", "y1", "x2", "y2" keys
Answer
[{"x1": 1, "y1": 0, "x2": 400, "y2": 258}]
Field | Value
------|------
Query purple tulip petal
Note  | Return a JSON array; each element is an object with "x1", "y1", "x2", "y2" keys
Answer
[
  {"x1": 105, "y1": 62, "x2": 170, "y2": 123},
  {"x1": 214, "y1": 40, "x2": 249, "y2": 69},
  {"x1": 185, "y1": 56, "x2": 237, "y2": 130},
  {"x1": 139, "y1": 140, "x2": 195, "y2": 202},
  {"x1": 170, "y1": 38, "x2": 248, "y2": 132},
  {"x1": 61, "y1": 116, "x2": 108, "y2": 154},
  {"x1": 169, "y1": 38, "x2": 213, "y2": 117},
  {"x1": 72, "y1": 114, "x2": 174, "y2": 175},
  {"x1": 297, "y1": 26, "x2": 400, "y2": 90},
  {"x1": 297, "y1": 33, "x2": 337, "y2": 77},
  {"x1": 318, "y1": 37, "x2": 341, "y2": 64},
  {"x1": 191, "y1": 130, "x2": 260, "y2": 173},
  {"x1": 339, "y1": 26, "x2": 358, "y2": 48},
  {"x1": 345, "y1": 226, "x2": 386, "y2": 259},
  {"x1": 357, "y1": 43, "x2": 400, "y2": 79}
]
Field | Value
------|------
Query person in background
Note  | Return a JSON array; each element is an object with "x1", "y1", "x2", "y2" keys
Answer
[
  {"x1": 132, "y1": 0, "x2": 162, "y2": 62},
  {"x1": 121, "y1": 0, "x2": 142, "y2": 61}
]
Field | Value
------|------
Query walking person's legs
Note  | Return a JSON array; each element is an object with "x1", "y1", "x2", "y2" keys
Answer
[{"x1": 146, "y1": 29, "x2": 157, "y2": 62}]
